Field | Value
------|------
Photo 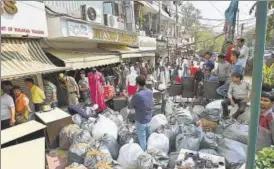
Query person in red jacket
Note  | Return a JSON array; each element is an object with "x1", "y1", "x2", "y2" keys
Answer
[{"x1": 225, "y1": 41, "x2": 234, "y2": 64}]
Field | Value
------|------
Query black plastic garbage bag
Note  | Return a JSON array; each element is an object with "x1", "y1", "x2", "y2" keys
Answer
[
  {"x1": 215, "y1": 119, "x2": 237, "y2": 135},
  {"x1": 168, "y1": 152, "x2": 180, "y2": 169},
  {"x1": 102, "y1": 109, "x2": 124, "y2": 128},
  {"x1": 200, "y1": 132, "x2": 222, "y2": 150},
  {"x1": 99, "y1": 134, "x2": 120, "y2": 160},
  {"x1": 59, "y1": 124, "x2": 82, "y2": 150},
  {"x1": 152, "y1": 105, "x2": 162, "y2": 116},
  {"x1": 137, "y1": 152, "x2": 153, "y2": 169},
  {"x1": 118, "y1": 124, "x2": 138, "y2": 146},
  {"x1": 169, "y1": 108, "x2": 194, "y2": 125},
  {"x1": 217, "y1": 138, "x2": 247, "y2": 169},
  {"x1": 199, "y1": 149, "x2": 219, "y2": 156},
  {"x1": 147, "y1": 149, "x2": 169, "y2": 168},
  {"x1": 223, "y1": 123, "x2": 248, "y2": 144},
  {"x1": 176, "y1": 132, "x2": 201, "y2": 151},
  {"x1": 72, "y1": 130, "x2": 95, "y2": 145},
  {"x1": 197, "y1": 108, "x2": 221, "y2": 122},
  {"x1": 67, "y1": 143, "x2": 93, "y2": 165},
  {"x1": 156, "y1": 124, "x2": 180, "y2": 152}
]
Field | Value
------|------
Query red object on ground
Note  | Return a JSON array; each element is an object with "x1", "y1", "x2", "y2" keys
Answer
[
  {"x1": 190, "y1": 67, "x2": 199, "y2": 76},
  {"x1": 225, "y1": 47, "x2": 233, "y2": 64},
  {"x1": 127, "y1": 85, "x2": 137, "y2": 96},
  {"x1": 104, "y1": 85, "x2": 115, "y2": 100},
  {"x1": 88, "y1": 71, "x2": 107, "y2": 111},
  {"x1": 176, "y1": 77, "x2": 182, "y2": 83}
]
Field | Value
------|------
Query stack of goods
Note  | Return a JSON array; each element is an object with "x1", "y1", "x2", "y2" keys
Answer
[
  {"x1": 104, "y1": 85, "x2": 116, "y2": 100},
  {"x1": 48, "y1": 98, "x2": 252, "y2": 169}
]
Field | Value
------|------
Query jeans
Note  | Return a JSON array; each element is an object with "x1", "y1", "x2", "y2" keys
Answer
[
  {"x1": 216, "y1": 83, "x2": 230, "y2": 98},
  {"x1": 135, "y1": 121, "x2": 151, "y2": 151},
  {"x1": 221, "y1": 98, "x2": 247, "y2": 119},
  {"x1": 34, "y1": 103, "x2": 43, "y2": 112},
  {"x1": 219, "y1": 81, "x2": 226, "y2": 86}
]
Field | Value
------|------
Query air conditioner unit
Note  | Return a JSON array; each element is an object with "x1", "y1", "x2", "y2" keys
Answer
[
  {"x1": 81, "y1": 5, "x2": 102, "y2": 24},
  {"x1": 104, "y1": 14, "x2": 118, "y2": 29}
]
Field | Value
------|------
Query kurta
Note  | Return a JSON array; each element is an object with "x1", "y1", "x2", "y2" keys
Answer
[{"x1": 88, "y1": 71, "x2": 106, "y2": 112}]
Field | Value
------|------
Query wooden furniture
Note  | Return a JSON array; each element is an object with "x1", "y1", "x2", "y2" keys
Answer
[{"x1": 35, "y1": 108, "x2": 73, "y2": 149}]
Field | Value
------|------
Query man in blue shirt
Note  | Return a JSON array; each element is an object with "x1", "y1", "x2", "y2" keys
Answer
[
  {"x1": 203, "y1": 51, "x2": 215, "y2": 72},
  {"x1": 129, "y1": 75, "x2": 153, "y2": 151}
]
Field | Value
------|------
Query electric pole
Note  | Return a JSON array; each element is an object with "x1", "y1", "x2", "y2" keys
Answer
[
  {"x1": 175, "y1": 1, "x2": 178, "y2": 51},
  {"x1": 240, "y1": 23, "x2": 244, "y2": 37}
]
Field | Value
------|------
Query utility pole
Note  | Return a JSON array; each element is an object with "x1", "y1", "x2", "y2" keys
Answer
[
  {"x1": 158, "y1": 1, "x2": 161, "y2": 34},
  {"x1": 246, "y1": 1, "x2": 268, "y2": 169},
  {"x1": 231, "y1": 4, "x2": 239, "y2": 41},
  {"x1": 175, "y1": 1, "x2": 178, "y2": 51},
  {"x1": 237, "y1": 8, "x2": 240, "y2": 37},
  {"x1": 240, "y1": 23, "x2": 244, "y2": 37}
]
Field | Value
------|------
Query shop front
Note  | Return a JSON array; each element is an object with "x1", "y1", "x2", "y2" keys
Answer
[
  {"x1": 138, "y1": 36, "x2": 157, "y2": 66},
  {"x1": 1, "y1": 1, "x2": 66, "y2": 111}
]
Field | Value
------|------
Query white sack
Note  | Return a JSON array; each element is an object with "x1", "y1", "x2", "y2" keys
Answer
[
  {"x1": 147, "y1": 133, "x2": 169, "y2": 155},
  {"x1": 92, "y1": 115, "x2": 118, "y2": 140},
  {"x1": 206, "y1": 99, "x2": 223, "y2": 110},
  {"x1": 149, "y1": 114, "x2": 168, "y2": 132},
  {"x1": 117, "y1": 142, "x2": 144, "y2": 169},
  {"x1": 72, "y1": 114, "x2": 84, "y2": 127}
]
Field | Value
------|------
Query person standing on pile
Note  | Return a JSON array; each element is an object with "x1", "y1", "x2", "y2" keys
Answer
[
  {"x1": 221, "y1": 72, "x2": 251, "y2": 119},
  {"x1": 59, "y1": 73, "x2": 80, "y2": 106},
  {"x1": 78, "y1": 70, "x2": 90, "y2": 105},
  {"x1": 217, "y1": 50, "x2": 243, "y2": 98},
  {"x1": 236, "y1": 37, "x2": 249, "y2": 71},
  {"x1": 129, "y1": 75, "x2": 153, "y2": 151},
  {"x1": 216, "y1": 54, "x2": 231, "y2": 86},
  {"x1": 25, "y1": 78, "x2": 45, "y2": 112}
]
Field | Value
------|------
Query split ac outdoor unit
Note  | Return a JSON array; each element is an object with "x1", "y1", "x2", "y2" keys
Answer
[
  {"x1": 104, "y1": 14, "x2": 119, "y2": 28},
  {"x1": 81, "y1": 5, "x2": 102, "y2": 24}
]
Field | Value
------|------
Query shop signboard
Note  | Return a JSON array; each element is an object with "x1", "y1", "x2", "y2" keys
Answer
[
  {"x1": 138, "y1": 36, "x2": 157, "y2": 51},
  {"x1": 92, "y1": 28, "x2": 137, "y2": 44},
  {"x1": 67, "y1": 21, "x2": 93, "y2": 39},
  {"x1": 1, "y1": 1, "x2": 48, "y2": 37}
]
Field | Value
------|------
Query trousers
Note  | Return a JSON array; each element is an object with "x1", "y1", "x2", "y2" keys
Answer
[
  {"x1": 221, "y1": 98, "x2": 247, "y2": 119},
  {"x1": 135, "y1": 121, "x2": 151, "y2": 151},
  {"x1": 217, "y1": 83, "x2": 230, "y2": 98}
]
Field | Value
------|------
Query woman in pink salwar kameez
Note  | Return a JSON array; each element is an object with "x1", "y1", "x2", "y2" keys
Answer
[{"x1": 88, "y1": 69, "x2": 106, "y2": 112}]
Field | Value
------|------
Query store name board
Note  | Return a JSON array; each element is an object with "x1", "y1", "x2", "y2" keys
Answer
[
  {"x1": 93, "y1": 28, "x2": 137, "y2": 44},
  {"x1": 67, "y1": 21, "x2": 92, "y2": 38},
  {"x1": 1, "y1": 0, "x2": 18, "y2": 15},
  {"x1": 138, "y1": 36, "x2": 156, "y2": 51}
]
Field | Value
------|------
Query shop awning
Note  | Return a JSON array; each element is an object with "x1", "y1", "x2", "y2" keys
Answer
[
  {"x1": 45, "y1": 49, "x2": 121, "y2": 70},
  {"x1": 1, "y1": 39, "x2": 67, "y2": 80},
  {"x1": 100, "y1": 45, "x2": 142, "y2": 59}
]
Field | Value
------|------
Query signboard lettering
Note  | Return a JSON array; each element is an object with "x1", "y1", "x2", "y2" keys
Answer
[
  {"x1": 67, "y1": 21, "x2": 92, "y2": 38},
  {"x1": 1, "y1": 26, "x2": 45, "y2": 35},
  {"x1": 1, "y1": 0, "x2": 18, "y2": 15}
]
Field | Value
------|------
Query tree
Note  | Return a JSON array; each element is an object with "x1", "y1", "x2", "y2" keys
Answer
[
  {"x1": 249, "y1": 1, "x2": 274, "y2": 41},
  {"x1": 180, "y1": 2, "x2": 202, "y2": 33}
]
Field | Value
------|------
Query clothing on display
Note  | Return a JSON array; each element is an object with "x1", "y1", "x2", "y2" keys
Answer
[{"x1": 88, "y1": 70, "x2": 106, "y2": 112}]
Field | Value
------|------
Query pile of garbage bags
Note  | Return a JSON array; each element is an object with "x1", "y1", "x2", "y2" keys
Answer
[{"x1": 54, "y1": 98, "x2": 253, "y2": 169}]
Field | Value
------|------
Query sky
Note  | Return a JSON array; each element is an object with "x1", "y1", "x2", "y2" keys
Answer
[{"x1": 190, "y1": 1, "x2": 256, "y2": 33}]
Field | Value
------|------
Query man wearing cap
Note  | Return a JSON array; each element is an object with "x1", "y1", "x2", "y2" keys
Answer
[
  {"x1": 78, "y1": 70, "x2": 90, "y2": 105},
  {"x1": 221, "y1": 72, "x2": 251, "y2": 119},
  {"x1": 236, "y1": 37, "x2": 249, "y2": 70},
  {"x1": 59, "y1": 73, "x2": 80, "y2": 106}
]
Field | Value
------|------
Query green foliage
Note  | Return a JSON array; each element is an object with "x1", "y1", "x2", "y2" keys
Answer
[
  {"x1": 255, "y1": 146, "x2": 274, "y2": 169},
  {"x1": 180, "y1": 2, "x2": 202, "y2": 32},
  {"x1": 263, "y1": 63, "x2": 274, "y2": 86},
  {"x1": 195, "y1": 28, "x2": 225, "y2": 53}
]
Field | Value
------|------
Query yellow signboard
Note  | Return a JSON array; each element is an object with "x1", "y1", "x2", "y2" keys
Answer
[{"x1": 93, "y1": 28, "x2": 137, "y2": 44}]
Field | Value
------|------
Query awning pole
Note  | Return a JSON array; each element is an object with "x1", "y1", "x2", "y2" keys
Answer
[{"x1": 246, "y1": 1, "x2": 268, "y2": 169}]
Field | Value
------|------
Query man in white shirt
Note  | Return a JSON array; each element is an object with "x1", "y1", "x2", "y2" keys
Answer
[
  {"x1": 1, "y1": 89, "x2": 15, "y2": 130},
  {"x1": 236, "y1": 37, "x2": 249, "y2": 69}
]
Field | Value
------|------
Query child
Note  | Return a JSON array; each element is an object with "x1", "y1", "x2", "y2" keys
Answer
[
  {"x1": 216, "y1": 54, "x2": 231, "y2": 86},
  {"x1": 221, "y1": 72, "x2": 251, "y2": 119}
]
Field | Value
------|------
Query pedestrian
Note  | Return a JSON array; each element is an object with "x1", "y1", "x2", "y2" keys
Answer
[
  {"x1": 236, "y1": 37, "x2": 249, "y2": 70},
  {"x1": 78, "y1": 70, "x2": 90, "y2": 105},
  {"x1": 13, "y1": 86, "x2": 31, "y2": 124},
  {"x1": 217, "y1": 50, "x2": 243, "y2": 98},
  {"x1": 216, "y1": 54, "x2": 231, "y2": 86},
  {"x1": 221, "y1": 72, "x2": 251, "y2": 119},
  {"x1": 128, "y1": 75, "x2": 153, "y2": 151},
  {"x1": 1, "y1": 88, "x2": 15, "y2": 130},
  {"x1": 203, "y1": 51, "x2": 215, "y2": 72},
  {"x1": 59, "y1": 73, "x2": 80, "y2": 106},
  {"x1": 25, "y1": 78, "x2": 45, "y2": 112},
  {"x1": 43, "y1": 77, "x2": 58, "y2": 108},
  {"x1": 190, "y1": 61, "x2": 199, "y2": 76},
  {"x1": 225, "y1": 41, "x2": 234, "y2": 64},
  {"x1": 2, "y1": 81, "x2": 15, "y2": 100}
]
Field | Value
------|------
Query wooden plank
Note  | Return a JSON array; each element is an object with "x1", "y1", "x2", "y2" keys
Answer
[
  {"x1": 1, "y1": 137, "x2": 45, "y2": 169},
  {"x1": 35, "y1": 108, "x2": 70, "y2": 124},
  {"x1": 1, "y1": 120, "x2": 46, "y2": 145}
]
